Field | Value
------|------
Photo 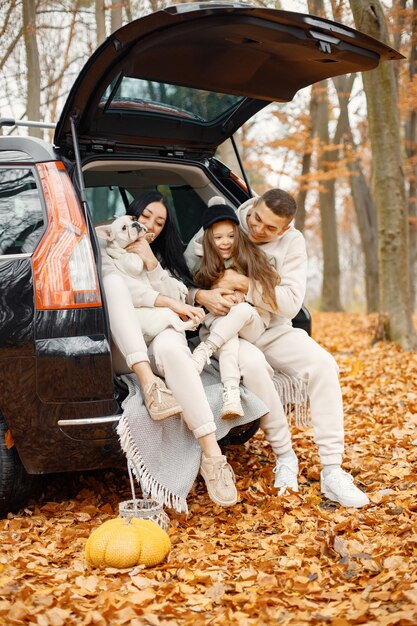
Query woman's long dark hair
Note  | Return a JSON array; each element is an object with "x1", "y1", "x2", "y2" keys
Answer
[{"x1": 127, "y1": 191, "x2": 195, "y2": 286}]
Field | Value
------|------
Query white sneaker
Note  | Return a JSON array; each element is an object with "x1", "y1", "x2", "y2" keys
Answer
[
  {"x1": 191, "y1": 341, "x2": 214, "y2": 374},
  {"x1": 320, "y1": 468, "x2": 369, "y2": 508},
  {"x1": 221, "y1": 386, "x2": 244, "y2": 420},
  {"x1": 273, "y1": 455, "x2": 299, "y2": 495}
]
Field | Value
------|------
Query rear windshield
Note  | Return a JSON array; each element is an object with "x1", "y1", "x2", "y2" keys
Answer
[{"x1": 101, "y1": 76, "x2": 244, "y2": 123}]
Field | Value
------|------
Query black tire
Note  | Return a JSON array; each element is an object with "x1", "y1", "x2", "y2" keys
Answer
[
  {"x1": 0, "y1": 413, "x2": 41, "y2": 517},
  {"x1": 218, "y1": 418, "x2": 260, "y2": 447}
]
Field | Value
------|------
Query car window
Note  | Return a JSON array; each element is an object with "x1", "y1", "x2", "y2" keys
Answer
[
  {"x1": 85, "y1": 185, "x2": 134, "y2": 225},
  {"x1": 0, "y1": 168, "x2": 45, "y2": 255},
  {"x1": 102, "y1": 76, "x2": 243, "y2": 123}
]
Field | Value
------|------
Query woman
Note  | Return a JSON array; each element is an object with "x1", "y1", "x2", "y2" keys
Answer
[{"x1": 99, "y1": 191, "x2": 237, "y2": 507}]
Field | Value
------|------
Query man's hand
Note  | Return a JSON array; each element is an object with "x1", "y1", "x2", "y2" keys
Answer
[
  {"x1": 195, "y1": 288, "x2": 235, "y2": 316},
  {"x1": 213, "y1": 269, "x2": 249, "y2": 293}
]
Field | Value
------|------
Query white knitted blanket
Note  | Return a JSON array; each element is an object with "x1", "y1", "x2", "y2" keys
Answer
[{"x1": 117, "y1": 364, "x2": 308, "y2": 514}]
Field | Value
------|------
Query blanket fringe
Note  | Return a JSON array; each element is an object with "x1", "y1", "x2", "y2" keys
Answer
[
  {"x1": 273, "y1": 372, "x2": 310, "y2": 428},
  {"x1": 116, "y1": 412, "x2": 189, "y2": 514}
]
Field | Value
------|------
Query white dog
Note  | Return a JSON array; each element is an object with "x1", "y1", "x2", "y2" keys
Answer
[{"x1": 105, "y1": 214, "x2": 199, "y2": 342}]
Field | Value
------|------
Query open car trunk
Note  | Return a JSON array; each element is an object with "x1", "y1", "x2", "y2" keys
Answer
[{"x1": 54, "y1": 3, "x2": 402, "y2": 158}]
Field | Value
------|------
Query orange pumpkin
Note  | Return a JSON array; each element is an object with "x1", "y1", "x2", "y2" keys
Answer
[{"x1": 85, "y1": 517, "x2": 171, "y2": 568}]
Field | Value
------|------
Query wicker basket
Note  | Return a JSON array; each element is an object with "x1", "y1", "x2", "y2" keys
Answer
[
  {"x1": 118, "y1": 459, "x2": 170, "y2": 532},
  {"x1": 119, "y1": 498, "x2": 170, "y2": 532}
]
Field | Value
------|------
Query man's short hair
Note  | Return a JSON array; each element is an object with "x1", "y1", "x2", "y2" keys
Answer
[{"x1": 259, "y1": 189, "x2": 297, "y2": 220}]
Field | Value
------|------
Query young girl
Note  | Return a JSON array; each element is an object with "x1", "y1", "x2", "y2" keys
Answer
[{"x1": 192, "y1": 199, "x2": 280, "y2": 420}]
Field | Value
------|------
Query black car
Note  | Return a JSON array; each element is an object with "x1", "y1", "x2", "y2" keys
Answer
[{"x1": 0, "y1": 2, "x2": 401, "y2": 516}]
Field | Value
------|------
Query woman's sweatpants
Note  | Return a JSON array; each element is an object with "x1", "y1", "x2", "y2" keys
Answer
[
  {"x1": 148, "y1": 329, "x2": 216, "y2": 439},
  {"x1": 102, "y1": 272, "x2": 149, "y2": 371},
  {"x1": 244, "y1": 324, "x2": 344, "y2": 466},
  {"x1": 205, "y1": 302, "x2": 265, "y2": 387},
  {"x1": 103, "y1": 273, "x2": 216, "y2": 440}
]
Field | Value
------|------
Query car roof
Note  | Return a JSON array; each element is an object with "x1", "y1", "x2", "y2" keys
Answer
[{"x1": 0, "y1": 136, "x2": 58, "y2": 162}]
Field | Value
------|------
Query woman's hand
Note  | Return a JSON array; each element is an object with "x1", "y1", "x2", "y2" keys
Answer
[
  {"x1": 166, "y1": 300, "x2": 206, "y2": 324},
  {"x1": 126, "y1": 238, "x2": 158, "y2": 271}
]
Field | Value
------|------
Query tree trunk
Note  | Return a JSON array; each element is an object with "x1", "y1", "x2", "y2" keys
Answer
[
  {"x1": 295, "y1": 85, "x2": 319, "y2": 233},
  {"x1": 22, "y1": 0, "x2": 41, "y2": 138},
  {"x1": 405, "y1": 0, "x2": 417, "y2": 311},
  {"x1": 307, "y1": 0, "x2": 342, "y2": 311},
  {"x1": 349, "y1": 0, "x2": 417, "y2": 349},
  {"x1": 316, "y1": 80, "x2": 343, "y2": 311},
  {"x1": 111, "y1": 0, "x2": 123, "y2": 33},
  {"x1": 333, "y1": 74, "x2": 379, "y2": 312},
  {"x1": 49, "y1": 8, "x2": 78, "y2": 133},
  {"x1": 95, "y1": 0, "x2": 106, "y2": 46},
  {"x1": 392, "y1": 0, "x2": 407, "y2": 88}
]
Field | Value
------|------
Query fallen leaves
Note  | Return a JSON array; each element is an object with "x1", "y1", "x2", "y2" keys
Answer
[{"x1": 0, "y1": 312, "x2": 417, "y2": 625}]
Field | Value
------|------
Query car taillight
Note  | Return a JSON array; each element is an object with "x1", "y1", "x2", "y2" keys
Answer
[{"x1": 32, "y1": 161, "x2": 102, "y2": 309}]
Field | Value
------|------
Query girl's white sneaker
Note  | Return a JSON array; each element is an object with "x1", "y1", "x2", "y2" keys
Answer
[{"x1": 221, "y1": 386, "x2": 244, "y2": 420}]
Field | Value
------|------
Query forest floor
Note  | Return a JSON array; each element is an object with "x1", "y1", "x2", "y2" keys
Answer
[{"x1": 1, "y1": 312, "x2": 417, "y2": 626}]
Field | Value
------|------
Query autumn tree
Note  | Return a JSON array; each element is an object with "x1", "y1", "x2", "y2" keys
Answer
[{"x1": 349, "y1": 0, "x2": 417, "y2": 349}]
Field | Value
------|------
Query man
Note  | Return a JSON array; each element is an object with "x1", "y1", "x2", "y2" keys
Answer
[{"x1": 185, "y1": 189, "x2": 369, "y2": 508}]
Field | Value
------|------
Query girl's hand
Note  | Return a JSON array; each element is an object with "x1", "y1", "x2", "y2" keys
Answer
[
  {"x1": 233, "y1": 290, "x2": 246, "y2": 304},
  {"x1": 126, "y1": 238, "x2": 158, "y2": 271},
  {"x1": 223, "y1": 291, "x2": 245, "y2": 306}
]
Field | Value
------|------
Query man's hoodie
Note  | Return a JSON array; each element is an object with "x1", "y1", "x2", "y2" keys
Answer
[{"x1": 184, "y1": 198, "x2": 308, "y2": 328}]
